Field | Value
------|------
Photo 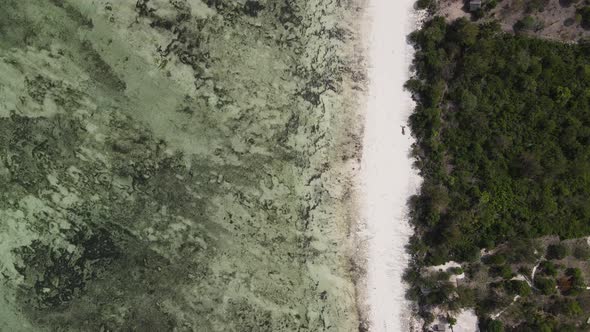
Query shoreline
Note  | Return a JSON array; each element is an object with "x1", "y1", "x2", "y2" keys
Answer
[{"x1": 357, "y1": 0, "x2": 424, "y2": 331}]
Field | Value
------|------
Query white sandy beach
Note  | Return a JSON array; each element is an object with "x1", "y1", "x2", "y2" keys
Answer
[
  {"x1": 359, "y1": 2, "x2": 482, "y2": 331},
  {"x1": 359, "y1": 0, "x2": 422, "y2": 330}
]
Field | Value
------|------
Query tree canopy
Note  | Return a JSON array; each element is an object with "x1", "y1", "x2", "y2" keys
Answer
[{"x1": 407, "y1": 17, "x2": 590, "y2": 263}]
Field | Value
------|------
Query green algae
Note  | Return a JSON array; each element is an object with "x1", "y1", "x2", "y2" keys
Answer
[{"x1": 0, "y1": 0, "x2": 365, "y2": 331}]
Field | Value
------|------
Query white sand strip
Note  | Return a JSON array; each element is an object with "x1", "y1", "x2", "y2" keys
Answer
[{"x1": 359, "y1": 0, "x2": 423, "y2": 331}]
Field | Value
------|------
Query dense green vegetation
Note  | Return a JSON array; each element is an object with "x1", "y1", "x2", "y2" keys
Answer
[
  {"x1": 405, "y1": 17, "x2": 590, "y2": 330},
  {"x1": 407, "y1": 17, "x2": 590, "y2": 264}
]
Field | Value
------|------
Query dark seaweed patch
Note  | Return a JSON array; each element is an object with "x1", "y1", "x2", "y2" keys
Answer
[
  {"x1": 244, "y1": 0, "x2": 265, "y2": 17},
  {"x1": 13, "y1": 227, "x2": 120, "y2": 309},
  {"x1": 135, "y1": 0, "x2": 155, "y2": 17},
  {"x1": 150, "y1": 18, "x2": 175, "y2": 30},
  {"x1": 278, "y1": 0, "x2": 302, "y2": 25}
]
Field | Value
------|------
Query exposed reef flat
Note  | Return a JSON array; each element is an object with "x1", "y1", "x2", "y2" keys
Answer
[{"x1": 0, "y1": 0, "x2": 365, "y2": 330}]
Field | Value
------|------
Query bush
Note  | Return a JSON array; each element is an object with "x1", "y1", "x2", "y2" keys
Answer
[
  {"x1": 525, "y1": 0, "x2": 550, "y2": 12},
  {"x1": 491, "y1": 265, "x2": 513, "y2": 279},
  {"x1": 514, "y1": 16, "x2": 542, "y2": 31},
  {"x1": 564, "y1": 17, "x2": 576, "y2": 27},
  {"x1": 573, "y1": 244, "x2": 590, "y2": 260},
  {"x1": 485, "y1": 0, "x2": 499, "y2": 11},
  {"x1": 552, "y1": 299, "x2": 583, "y2": 317},
  {"x1": 465, "y1": 263, "x2": 482, "y2": 278},
  {"x1": 539, "y1": 261, "x2": 558, "y2": 277},
  {"x1": 507, "y1": 239, "x2": 538, "y2": 264},
  {"x1": 451, "y1": 18, "x2": 479, "y2": 47},
  {"x1": 449, "y1": 266, "x2": 464, "y2": 275},
  {"x1": 485, "y1": 254, "x2": 507, "y2": 266},
  {"x1": 416, "y1": 0, "x2": 435, "y2": 10},
  {"x1": 505, "y1": 280, "x2": 532, "y2": 296},
  {"x1": 456, "y1": 286, "x2": 476, "y2": 307},
  {"x1": 435, "y1": 271, "x2": 451, "y2": 281},
  {"x1": 579, "y1": 6, "x2": 590, "y2": 29},
  {"x1": 546, "y1": 243, "x2": 567, "y2": 260},
  {"x1": 558, "y1": 268, "x2": 585, "y2": 296},
  {"x1": 472, "y1": 8, "x2": 485, "y2": 20},
  {"x1": 566, "y1": 268, "x2": 584, "y2": 284},
  {"x1": 515, "y1": 321, "x2": 554, "y2": 332},
  {"x1": 534, "y1": 277, "x2": 557, "y2": 295},
  {"x1": 479, "y1": 318, "x2": 505, "y2": 332}
]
